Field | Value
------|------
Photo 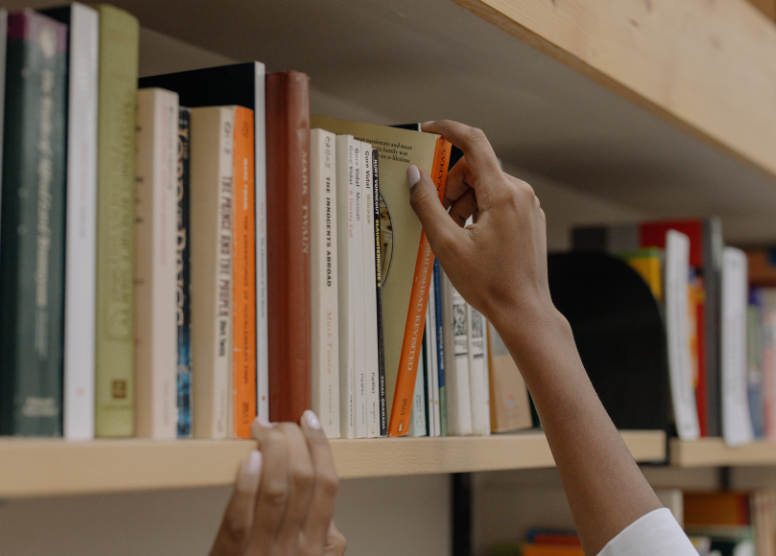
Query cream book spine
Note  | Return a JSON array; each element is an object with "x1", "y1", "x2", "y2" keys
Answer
[
  {"x1": 311, "y1": 129, "x2": 340, "y2": 438},
  {"x1": 665, "y1": 230, "x2": 700, "y2": 441},
  {"x1": 351, "y1": 141, "x2": 367, "y2": 438},
  {"x1": 134, "y1": 88, "x2": 179, "y2": 439},
  {"x1": 427, "y1": 279, "x2": 441, "y2": 436},
  {"x1": 189, "y1": 106, "x2": 234, "y2": 439},
  {"x1": 336, "y1": 135, "x2": 356, "y2": 439},
  {"x1": 442, "y1": 271, "x2": 473, "y2": 436},
  {"x1": 61, "y1": 3, "x2": 99, "y2": 440},
  {"x1": 467, "y1": 304, "x2": 491, "y2": 436},
  {"x1": 722, "y1": 246, "x2": 754, "y2": 447},
  {"x1": 361, "y1": 143, "x2": 381, "y2": 438}
]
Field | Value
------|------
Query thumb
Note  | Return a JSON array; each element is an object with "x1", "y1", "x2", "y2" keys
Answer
[{"x1": 408, "y1": 165, "x2": 465, "y2": 261}]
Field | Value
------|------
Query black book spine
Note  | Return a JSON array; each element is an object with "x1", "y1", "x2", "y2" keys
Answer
[
  {"x1": 176, "y1": 107, "x2": 192, "y2": 437},
  {"x1": 373, "y1": 149, "x2": 387, "y2": 436}
]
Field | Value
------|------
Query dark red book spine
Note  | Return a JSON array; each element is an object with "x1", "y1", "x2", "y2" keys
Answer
[{"x1": 266, "y1": 71, "x2": 312, "y2": 423}]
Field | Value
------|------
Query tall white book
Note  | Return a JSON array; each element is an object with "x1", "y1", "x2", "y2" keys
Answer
[
  {"x1": 360, "y1": 143, "x2": 381, "y2": 438},
  {"x1": 134, "y1": 88, "x2": 179, "y2": 439},
  {"x1": 310, "y1": 129, "x2": 340, "y2": 438},
  {"x1": 408, "y1": 341, "x2": 428, "y2": 437},
  {"x1": 53, "y1": 3, "x2": 99, "y2": 440},
  {"x1": 189, "y1": 106, "x2": 234, "y2": 439},
  {"x1": 441, "y1": 270, "x2": 473, "y2": 436},
  {"x1": 722, "y1": 246, "x2": 754, "y2": 447},
  {"x1": 467, "y1": 304, "x2": 491, "y2": 436},
  {"x1": 665, "y1": 230, "x2": 700, "y2": 441},
  {"x1": 336, "y1": 135, "x2": 357, "y2": 439},
  {"x1": 351, "y1": 142, "x2": 367, "y2": 438}
]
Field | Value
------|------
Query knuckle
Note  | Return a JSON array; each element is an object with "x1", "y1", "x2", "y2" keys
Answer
[
  {"x1": 262, "y1": 478, "x2": 289, "y2": 507},
  {"x1": 317, "y1": 473, "x2": 340, "y2": 497},
  {"x1": 464, "y1": 126, "x2": 487, "y2": 145},
  {"x1": 291, "y1": 463, "x2": 315, "y2": 492},
  {"x1": 222, "y1": 516, "x2": 250, "y2": 548}
]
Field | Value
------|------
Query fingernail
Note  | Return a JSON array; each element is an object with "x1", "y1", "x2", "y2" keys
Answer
[
  {"x1": 304, "y1": 409, "x2": 321, "y2": 430},
  {"x1": 250, "y1": 416, "x2": 274, "y2": 439},
  {"x1": 238, "y1": 450, "x2": 262, "y2": 493},
  {"x1": 257, "y1": 417, "x2": 273, "y2": 428},
  {"x1": 407, "y1": 165, "x2": 420, "y2": 188},
  {"x1": 422, "y1": 120, "x2": 435, "y2": 127}
]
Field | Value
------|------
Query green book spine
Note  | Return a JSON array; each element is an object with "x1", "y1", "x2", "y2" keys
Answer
[
  {"x1": 94, "y1": 4, "x2": 138, "y2": 437},
  {"x1": 0, "y1": 11, "x2": 68, "y2": 436}
]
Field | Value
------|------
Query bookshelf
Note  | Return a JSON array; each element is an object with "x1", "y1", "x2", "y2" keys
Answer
[
  {"x1": 671, "y1": 438, "x2": 776, "y2": 467},
  {"x1": 0, "y1": 431, "x2": 665, "y2": 498}
]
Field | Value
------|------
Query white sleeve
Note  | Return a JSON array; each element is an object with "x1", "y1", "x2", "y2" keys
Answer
[{"x1": 597, "y1": 508, "x2": 697, "y2": 556}]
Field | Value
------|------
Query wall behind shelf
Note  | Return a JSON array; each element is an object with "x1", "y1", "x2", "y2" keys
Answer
[{"x1": 0, "y1": 474, "x2": 450, "y2": 556}]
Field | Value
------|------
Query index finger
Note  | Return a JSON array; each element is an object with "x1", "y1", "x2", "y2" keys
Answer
[{"x1": 421, "y1": 120, "x2": 500, "y2": 178}]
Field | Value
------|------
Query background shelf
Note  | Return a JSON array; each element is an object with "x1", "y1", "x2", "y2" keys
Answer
[
  {"x1": 671, "y1": 438, "x2": 776, "y2": 467},
  {"x1": 0, "y1": 430, "x2": 665, "y2": 498}
]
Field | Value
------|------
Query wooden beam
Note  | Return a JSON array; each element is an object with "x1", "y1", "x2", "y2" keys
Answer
[{"x1": 453, "y1": 0, "x2": 776, "y2": 180}]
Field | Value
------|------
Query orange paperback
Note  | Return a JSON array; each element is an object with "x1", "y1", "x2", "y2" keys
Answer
[{"x1": 231, "y1": 106, "x2": 257, "y2": 438}]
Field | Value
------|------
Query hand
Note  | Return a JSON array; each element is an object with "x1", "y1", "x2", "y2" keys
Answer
[
  {"x1": 409, "y1": 120, "x2": 558, "y2": 341},
  {"x1": 209, "y1": 410, "x2": 346, "y2": 556}
]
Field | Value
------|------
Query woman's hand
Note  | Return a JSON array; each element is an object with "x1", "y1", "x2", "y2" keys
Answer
[
  {"x1": 209, "y1": 410, "x2": 346, "y2": 556},
  {"x1": 408, "y1": 120, "x2": 558, "y2": 345}
]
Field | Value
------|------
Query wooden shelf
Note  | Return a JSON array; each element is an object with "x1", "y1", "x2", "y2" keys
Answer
[
  {"x1": 0, "y1": 430, "x2": 665, "y2": 498},
  {"x1": 671, "y1": 438, "x2": 776, "y2": 467}
]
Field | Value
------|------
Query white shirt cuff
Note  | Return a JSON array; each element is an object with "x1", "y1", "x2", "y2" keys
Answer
[{"x1": 597, "y1": 508, "x2": 697, "y2": 556}]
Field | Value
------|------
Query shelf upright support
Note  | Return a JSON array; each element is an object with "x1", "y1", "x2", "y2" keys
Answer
[{"x1": 452, "y1": 473, "x2": 473, "y2": 556}]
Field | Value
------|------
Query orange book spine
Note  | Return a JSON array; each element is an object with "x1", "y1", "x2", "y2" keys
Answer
[
  {"x1": 232, "y1": 106, "x2": 257, "y2": 438},
  {"x1": 522, "y1": 545, "x2": 585, "y2": 556},
  {"x1": 388, "y1": 137, "x2": 452, "y2": 436}
]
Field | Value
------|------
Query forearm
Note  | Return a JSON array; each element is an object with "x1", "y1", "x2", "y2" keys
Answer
[{"x1": 493, "y1": 307, "x2": 662, "y2": 556}]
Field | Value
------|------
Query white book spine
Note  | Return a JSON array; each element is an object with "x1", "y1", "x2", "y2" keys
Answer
[
  {"x1": 361, "y1": 143, "x2": 380, "y2": 438},
  {"x1": 190, "y1": 107, "x2": 234, "y2": 439},
  {"x1": 467, "y1": 305, "x2": 491, "y2": 436},
  {"x1": 442, "y1": 271, "x2": 473, "y2": 436},
  {"x1": 665, "y1": 230, "x2": 700, "y2": 441},
  {"x1": 408, "y1": 347, "x2": 428, "y2": 437},
  {"x1": 134, "y1": 88, "x2": 179, "y2": 439},
  {"x1": 428, "y1": 279, "x2": 441, "y2": 436},
  {"x1": 722, "y1": 247, "x2": 754, "y2": 446},
  {"x1": 311, "y1": 129, "x2": 340, "y2": 438},
  {"x1": 351, "y1": 142, "x2": 367, "y2": 438},
  {"x1": 425, "y1": 292, "x2": 438, "y2": 436},
  {"x1": 63, "y1": 3, "x2": 98, "y2": 440},
  {"x1": 253, "y1": 62, "x2": 269, "y2": 421},
  {"x1": 336, "y1": 135, "x2": 356, "y2": 439}
]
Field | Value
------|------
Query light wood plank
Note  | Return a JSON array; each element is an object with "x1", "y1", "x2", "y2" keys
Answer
[
  {"x1": 671, "y1": 438, "x2": 776, "y2": 467},
  {"x1": 0, "y1": 431, "x2": 665, "y2": 498},
  {"x1": 453, "y1": 0, "x2": 776, "y2": 180}
]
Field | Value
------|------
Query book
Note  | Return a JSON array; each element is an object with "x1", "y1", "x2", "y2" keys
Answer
[
  {"x1": 176, "y1": 107, "x2": 192, "y2": 438},
  {"x1": 189, "y1": 106, "x2": 234, "y2": 439},
  {"x1": 426, "y1": 277, "x2": 441, "y2": 436},
  {"x1": 310, "y1": 115, "x2": 451, "y2": 436},
  {"x1": 0, "y1": 10, "x2": 68, "y2": 436},
  {"x1": 722, "y1": 247, "x2": 754, "y2": 446},
  {"x1": 0, "y1": 9, "x2": 6, "y2": 207},
  {"x1": 685, "y1": 492, "x2": 751, "y2": 526},
  {"x1": 442, "y1": 270, "x2": 473, "y2": 436},
  {"x1": 140, "y1": 61, "x2": 269, "y2": 420},
  {"x1": 747, "y1": 295, "x2": 765, "y2": 438},
  {"x1": 665, "y1": 230, "x2": 701, "y2": 440},
  {"x1": 310, "y1": 128, "x2": 340, "y2": 438},
  {"x1": 468, "y1": 304, "x2": 491, "y2": 436},
  {"x1": 42, "y1": 2, "x2": 99, "y2": 440},
  {"x1": 573, "y1": 217, "x2": 723, "y2": 437},
  {"x1": 408, "y1": 335, "x2": 428, "y2": 437},
  {"x1": 335, "y1": 135, "x2": 357, "y2": 438},
  {"x1": 134, "y1": 87, "x2": 179, "y2": 439},
  {"x1": 760, "y1": 288, "x2": 776, "y2": 438},
  {"x1": 372, "y1": 149, "x2": 388, "y2": 436},
  {"x1": 434, "y1": 260, "x2": 448, "y2": 436},
  {"x1": 487, "y1": 321, "x2": 533, "y2": 433},
  {"x1": 266, "y1": 71, "x2": 312, "y2": 424},
  {"x1": 231, "y1": 105, "x2": 256, "y2": 439},
  {"x1": 351, "y1": 140, "x2": 366, "y2": 438},
  {"x1": 361, "y1": 143, "x2": 381, "y2": 438},
  {"x1": 94, "y1": 4, "x2": 139, "y2": 437}
]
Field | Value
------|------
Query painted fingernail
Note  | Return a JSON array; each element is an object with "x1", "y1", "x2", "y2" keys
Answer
[
  {"x1": 304, "y1": 409, "x2": 321, "y2": 430},
  {"x1": 407, "y1": 165, "x2": 420, "y2": 188},
  {"x1": 238, "y1": 450, "x2": 262, "y2": 493}
]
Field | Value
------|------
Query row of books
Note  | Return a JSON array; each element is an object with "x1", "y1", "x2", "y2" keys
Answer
[
  {"x1": 571, "y1": 219, "x2": 762, "y2": 446},
  {"x1": 489, "y1": 490, "x2": 776, "y2": 556},
  {"x1": 0, "y1": 3, "x2": 536, "y2": 439}
]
